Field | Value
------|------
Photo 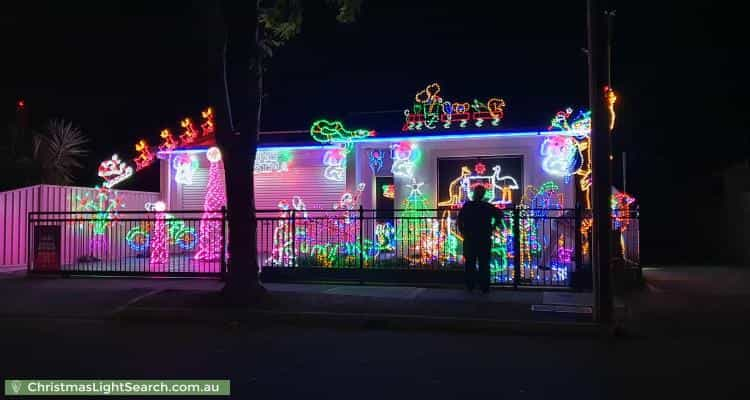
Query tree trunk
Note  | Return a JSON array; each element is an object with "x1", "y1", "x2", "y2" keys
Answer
[{"x1": 217, "y1": 0, "x2": 266, "y2": 303}]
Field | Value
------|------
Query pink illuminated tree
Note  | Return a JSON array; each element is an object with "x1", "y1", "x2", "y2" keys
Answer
[
  {"x1": 149, "y1": 201, "x2": 169, "y2": 269},
  {"x1": 194, "y1": 147, "x2": 227, "y2": 261}
]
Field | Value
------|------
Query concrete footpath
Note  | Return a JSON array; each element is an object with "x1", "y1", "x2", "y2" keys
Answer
[{"x1": 0, "y1": 267, "x2": 605, "y2": 335}]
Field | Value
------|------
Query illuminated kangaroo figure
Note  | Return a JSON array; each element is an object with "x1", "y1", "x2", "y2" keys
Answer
[{"x1": 438, "y1": 166, "x2": 472, "y2": 208}]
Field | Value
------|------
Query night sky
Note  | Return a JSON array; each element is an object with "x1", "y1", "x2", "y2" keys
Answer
[{"x1": 1, "y1": 0, "x2": 746, "y2": 264}]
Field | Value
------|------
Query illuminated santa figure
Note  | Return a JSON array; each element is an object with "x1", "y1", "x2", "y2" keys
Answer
[{"x1": 194, "y1": 147, "x2": 227, "y2": 261}]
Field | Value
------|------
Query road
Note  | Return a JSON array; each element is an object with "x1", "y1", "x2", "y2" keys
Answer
[{"x1": 1, "y1": 316, "x2": 747, "y2": 399}]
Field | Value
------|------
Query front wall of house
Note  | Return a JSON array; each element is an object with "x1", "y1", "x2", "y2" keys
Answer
[
  {"x1": 164, "y1": 148, "x2": 346, "y2": 212},
  {"x1": 353, "y1": 135, "x2": 576, "y2": 211}
]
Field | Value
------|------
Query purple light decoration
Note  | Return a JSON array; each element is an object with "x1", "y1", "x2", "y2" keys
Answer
[
  {"x1": 194, "y1": 147, "x2": 227, "y2": 261},
  {"x1": 149, "y1": 201, "x2": 169, "y2": 269}
]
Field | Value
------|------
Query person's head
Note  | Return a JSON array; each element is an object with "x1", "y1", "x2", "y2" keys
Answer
[{"x1": 472, "y1": 185, "x2": 487, "y2": 202}]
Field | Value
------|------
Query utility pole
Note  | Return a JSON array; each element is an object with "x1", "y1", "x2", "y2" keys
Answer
[{"x1": 588, "y1": 0, "x2": 613, "y2": 323}]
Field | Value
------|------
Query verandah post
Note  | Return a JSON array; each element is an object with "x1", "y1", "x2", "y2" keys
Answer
[
  {"x1": 220, "y1": 206, "x2": 227, "y2": 279},
  {"x1": 512, "y1": 207, "x2": 521, "y2": 289},
  {"x1": 574, "y1": 203, "x2": 582, "y2": 289},
  {"x1": 291, "y1": 209, "x2": 296, "y2": 268},
  {"x1": 359, "y1": 205, "x2": 364, "y2": 285}
]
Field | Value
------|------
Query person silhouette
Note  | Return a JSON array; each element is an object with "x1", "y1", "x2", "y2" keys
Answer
[{"x1": 457, "y1": 184, "x2": 503, "y2": 293}]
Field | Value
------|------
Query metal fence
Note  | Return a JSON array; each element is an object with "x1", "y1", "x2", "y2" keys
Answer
[
  {"x1": 257, "y1": 207, "x2": 583, "y2": 287},
  {"x1": 27, "y1": 207, "x2": 639, "y2": 288},
  {"x1": 28, "y1": 210, "x2": 226, "y2": 276}
]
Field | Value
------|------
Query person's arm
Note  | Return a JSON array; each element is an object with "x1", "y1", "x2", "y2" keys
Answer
[{"x1": 492, "y1": 206, "x2": 504, "y2": 230}]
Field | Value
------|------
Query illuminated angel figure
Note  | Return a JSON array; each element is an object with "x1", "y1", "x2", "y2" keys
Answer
[
  {"x1": 438, "y1": 166, "x2": 471, "y2": 208},
  {"x1": 491, "y1": 165, "x2": 519, "y2": 205}
]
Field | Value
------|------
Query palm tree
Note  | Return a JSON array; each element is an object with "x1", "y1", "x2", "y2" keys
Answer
[
  {"x1": 0, "y1": 119, "x2": 88, "y2": 190},
  {"x1": 33, "y1": 119, "x2": 89, "y2": 185}
]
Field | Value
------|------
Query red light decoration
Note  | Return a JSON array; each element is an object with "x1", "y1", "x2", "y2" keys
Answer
[
  {"x1": 158, "y1": 129, "x2": 178, "y2": 152},
  {"x1": 200, "y1": 107, "x2": 215, "y2": 136},
  {"x1": 474, "y1": 162, "x2": 487, "y2": 175},
  {"x1": 133, "y1": 139, "x2": 156, "y2": 171},
  {"x1": 179, "y1": 118, "x2": 199, "y2": 144},
  {"x1": 17, "y1": 100, "x2": 25, "y2": 109}
]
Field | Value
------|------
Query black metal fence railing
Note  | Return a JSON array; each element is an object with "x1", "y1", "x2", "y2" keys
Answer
[
  {"x1": 256, "y1": 207, "x2": 591, "y2": 287},
  {"x1": 28, "y1": 210, "x2": 226, "y2": 276},
  {"x1": 27, "y1": 207, "x2": 640, "y2": 287}
]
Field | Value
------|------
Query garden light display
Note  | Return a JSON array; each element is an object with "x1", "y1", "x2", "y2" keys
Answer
[
  {"x1": 612, "y1": 189, "x2": 636, "y2": 231},
  {"x1": 402, "y1": 82, "x2": 506, "y2": 131},
  {"x1": 149, "y1": 201, "x2": 169, "y2": 267},
  {"x1": 74, "y1": 186, "x2": 124, "y2": 255},
  {"x1": 98, "y1": 154, "x2": 133, "y2": 188},
  {"x1": 172, "y1": 154, "x2": 199, "y2": 185},
  {"x1": 179, "y1": 118, "x2": 199, "y2": 144},
  {"x1": 530, "y1": 181, "x2": 565, "y2": 212},
  {"x1": 194, "y1": 147, "x2": 226, "y2": 261},
  {"x1": 375, "y1": 222, "x2": 396, "y2": 252},
  {"x1": 267, "y1": 197, "x2": 308, "y2": 267},
  {"x1": 133, "y1": 139, "x2": 156, "y2": 171},
  {"x1": 368, "y1": 150, "x2": 384, "y2": 174},
  {"x1": 158, "y1": 129, "x2": 179, "y2": 152},
  {"x1": 274, "y1": 196, "x2": 311, "y2": 266},
  {"x1": 398, "y1": 178, "x2": 438, "y2": 264},
  {"x1": 549, "y1": 234, "x2": 573, "y2": 282},
  {"x1": 125, "y1": 202, "x2": 197, "y2": 252},
  {"x1": 390, "y1": 142, "x2": 417, "y2": 179}
]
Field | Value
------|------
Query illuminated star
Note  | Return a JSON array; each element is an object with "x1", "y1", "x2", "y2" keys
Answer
[
  {"x1": 405, "y1": 178, "x2": 424, "y2": 195},
  {"x1": 474, "y1": 162, "x2": 487, "y2": 175}
]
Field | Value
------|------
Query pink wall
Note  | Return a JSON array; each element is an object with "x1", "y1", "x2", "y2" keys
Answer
[
  {"x1": 164, "y1": 148, "x2": 346, "y2": 211},
  {"x1": 0, "y1": 185, "x2": 160, "y2": 267}
]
